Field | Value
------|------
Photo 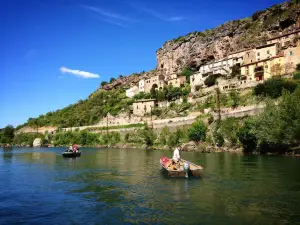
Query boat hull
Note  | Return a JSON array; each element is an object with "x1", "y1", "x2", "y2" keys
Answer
[
  {"x1": 160, "y1": 156, "x2": 203, "y2": 178},
  {"x1": 62, "y1": 152, "x2": 81, "y2": 157}
]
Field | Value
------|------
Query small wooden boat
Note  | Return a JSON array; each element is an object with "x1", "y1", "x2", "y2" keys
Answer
[
  {"x1": 62, "y1": 151, "x2": 81, "y2": 157},
  {"x1": 160, "y1": 156, "x2": 203, "y2": 178}
]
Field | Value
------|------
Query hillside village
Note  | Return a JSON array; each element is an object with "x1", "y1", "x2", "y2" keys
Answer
[{"x1": 126, "y1": 27, "x2": 300, "y2": 117}]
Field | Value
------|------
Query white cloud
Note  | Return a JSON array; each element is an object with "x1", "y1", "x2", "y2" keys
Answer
[
  {"x1": 143, "y1": 8, "x2": 185, "y2": 22},
  {"x1": 60, "y1": 67, "x2": 100, "y2": 79},
  {"x1": 81, "y1": 5, "x2": 132, "y2": 21}
]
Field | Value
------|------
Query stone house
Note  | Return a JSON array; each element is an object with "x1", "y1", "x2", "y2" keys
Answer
[
  {"x1": 198, "y1": 57, "x2": 233, "y2": 76},
  {"x1": 144, "y1": 75, "x2": 166, "y2": 93},
  {"x1": 267, "y1": 29, "x2": 300, "y2": 48},
  {"x1": 283, "y1": 42, "x2": 300, "y2": 73},
  {"x1": 255, "y1": 43, "x2": 280, "y2": 62},
  {"x1": 126, "y1": 86, "x2": 139, "y2": 98},
  {"x1": 139, "y1": 80, "x2": 145, "y2": 92},
  {"x1": 190, "y1": 73, "x2": 204, "y2": 93},
  {"x1": 167, "y1": 74, "x2": 186, "y2": 87},
  {"x1": 133, "y1": 99, "x2": 157, "y2": 116},
  {"x1": 228, "y1": 48, "x2": 252, "y2": 65},
  {"x1": 241, "y1": 54, "x2": 285, "y2": 81},
  {"x1": 243, "y1": 49, "x2": 257, "y2": 65}
]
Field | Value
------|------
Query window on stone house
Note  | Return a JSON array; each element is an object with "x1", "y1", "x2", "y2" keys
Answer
[
  {"x1": 144, "y1": 105, "x2": 147, "y2": 112},
  {"x1": 267, "y1": 50, "x2": 270, "y2": 54},
  {"x1": 137, "y1": 105, "x2": 138, "y2": 109},
  {"x1": 290, "y1": 51, "x2": 293, "y2": 56},
  {"x1": 257, "y1": 52, "x2": 260, "y2": 56}
]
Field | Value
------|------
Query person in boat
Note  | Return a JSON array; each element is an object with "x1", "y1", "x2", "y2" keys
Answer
[
  {"x1": 172, "y1": 146, "x2": 182, "y2": 170},
  {"x1": 72, "y1": 144, "x2": 79, "y2": 152},
  {"x1": 68, "y1": 145, "x2": 73, "y2": 152}
]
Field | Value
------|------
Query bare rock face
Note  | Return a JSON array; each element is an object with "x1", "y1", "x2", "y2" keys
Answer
[
  {"x1": 156, "y1": 2, "x2": 300, "y2": 76},
  {"x1": 181, "y1": 141, "x2": 197, "y2": 152},
  {"x1": 33, "y1": 138, "x2": 42, "y2": 147},
  {"x1": 99, "y1": 2, "x2": 300, "y2": 90}
]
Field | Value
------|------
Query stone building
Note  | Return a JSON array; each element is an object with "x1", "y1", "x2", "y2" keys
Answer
[
  {"x1": 167, "y1": 74, "x2": 186, "y2": 87},
  {"x1": 255, "y1": 43, "x2": 280, "y2": 61},
  {"x1": 190, "y1": 73, "x2": 204, "y2": 93},
  {"x1": 126, "y1": 86, "x2": 139, "y2": 98},
  {"x1": 243, "y1": 49, "x2": 256, "y2": 65},
  {"x1": 283, "y1": 42, "x2": 300, "y2": 73},
  {"x1": 144, "y1": 75, "x2": 166, "y2": 93},
  {"x1": 198, "y1": 57, "x2": 233, "y2": 76},
  {"x1": 228, "y1": 48, "x2": 251, "y2": 65},
  {"x1": 139, "y1": 80, "x2": 145, "y2": 92},
  {"x1": 133, "y1": 99, "x2": 157, "y2": 116},
  {"x1": 241, "y1": 54, "x2": 285, "y2": 81},
  {"x1": 267, "y1": 29, "x2": 300, "y2": 48}
]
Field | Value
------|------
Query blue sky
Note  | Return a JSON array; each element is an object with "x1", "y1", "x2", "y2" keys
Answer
[{"x1": 0, "y1": 0, "x2": 284, "y2": 128}]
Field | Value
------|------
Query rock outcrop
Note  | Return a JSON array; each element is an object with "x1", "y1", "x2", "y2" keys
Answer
[
  {"x1": 98, "y1": 2, "x2": 300, "y2": 90},
  {"x1": 156, "y1": 2, "x2": 300, "y2": 77},
  {"x1": 33, "y1": 138, "x2": 42, "y2": 147}
]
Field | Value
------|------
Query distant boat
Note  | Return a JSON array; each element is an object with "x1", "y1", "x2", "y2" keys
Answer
[
  {"x1": 160, "y1": 156, "x2": 203, "y2": 178},
  {"x1": 62, "y1": 144, "x2": 81, "y2": 157},
  {"x1": 62, "y1": 151, "x2": 81, "y2": 157}
]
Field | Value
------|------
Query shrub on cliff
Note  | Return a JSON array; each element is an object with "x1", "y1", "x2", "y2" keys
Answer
[
  {"x1": 231, "y1": 65, "x2": 241, "y2": 77},
  {"x1": 204, "y1": 75, "x2": 219, "y2": 87},
  {"x1": 101, "y1": 81, "x2": 108, "y2": 86},
  {"x1": 296, "y1": 63, "x2": 300, "y2": 71},
  {"x1": 253, "y1": 78, "x2": 297, "y2": 99},
  {"x1": 293, "y1": 72, "x2": 300, "y2": 80},
  {"x1": 180, "y1": 67, "x2": 193, "y2": 83},
  {"x1": 188, "y1": 121, "x2": 207, "y2": 142},
  {"x1": 252, "y1": 10, "x2": 263, "y2": 21}
]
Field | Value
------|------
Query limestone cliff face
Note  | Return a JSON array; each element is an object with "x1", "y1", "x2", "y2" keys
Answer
[
  {"x1": 156, "y1": 1, "x2": 300, "y2": 77},
  {"x1": 100, "y1": 1, "x2": 300, "y2": 90}
]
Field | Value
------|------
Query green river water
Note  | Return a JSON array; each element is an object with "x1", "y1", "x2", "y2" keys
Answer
[{"x1": 1, "y1": 147, "x2": 300, "y2": 224}]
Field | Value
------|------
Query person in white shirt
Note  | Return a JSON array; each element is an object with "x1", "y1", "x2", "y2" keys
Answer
[{"x1": 172, "y1": 146, "x2": 181, "y2": 169}]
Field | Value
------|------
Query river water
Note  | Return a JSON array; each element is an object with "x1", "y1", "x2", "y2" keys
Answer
[{"x1": 1, "y1": 147, "x2": 300, "y2": 224}]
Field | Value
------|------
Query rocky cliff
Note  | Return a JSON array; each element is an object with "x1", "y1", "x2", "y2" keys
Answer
[
  {"x1": 100, "y1": 1, "x2": 300, "y2": 90},
  {"x1": 156, "y1": 1, "x2": 300, "y2": 76}
]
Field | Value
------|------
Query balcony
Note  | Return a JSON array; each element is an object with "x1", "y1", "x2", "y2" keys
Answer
[
  {"x1": 254, "y1": 66, "x2": 264, "y2": 73},
  {"x1": 255, "y1": 71, "x2": 264, "y2": 77}
]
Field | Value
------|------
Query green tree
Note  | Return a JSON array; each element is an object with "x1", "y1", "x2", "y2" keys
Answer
[
  {"x1": 0, "y1": 125, "x2": 15, "y2": 144},
  {"x1": 229, "y1": 90, "x2": 240, "y2": 108},
  {"x1": 110, "y1": 78, "x2": 116, "y2": 83},
  {"x1": 204, "y1": 75, "x2": 218, "y2": 87},
  {"x1": 188, "y1": 121, "x2": 207, "y2": 142},
  {"x1": 253, "y1": 88, "x2": 300, "y2": 152},
  {"x1": 141, "y1": 125, "x2": 156, "y2": 147},
  {"x1": 238, "y1": 118, "x2": 257, "y2": 153},
  {"x1": 253, "y1": 78, "x2": 297, "y2": 99},
  {"x1": 159, "y1": 126, "x2": 170, "y2": 145},
  {"x1": 101, "y1": 81, "x2": 108, "y2": 86},
  {"x1": 231, "y1": 65, "x2": 241, "y2": 77},
  {"x1": 179, "y1": 67, "x2": 193, "y2": 83}
]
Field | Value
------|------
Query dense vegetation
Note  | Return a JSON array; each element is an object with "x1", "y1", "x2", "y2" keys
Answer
[
  {"x1": 253, "y1": 78, "x2": 298, "y2": 98},
  {"x1": 17, "y1": 88, "x2": 133, "y2": 129}
]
